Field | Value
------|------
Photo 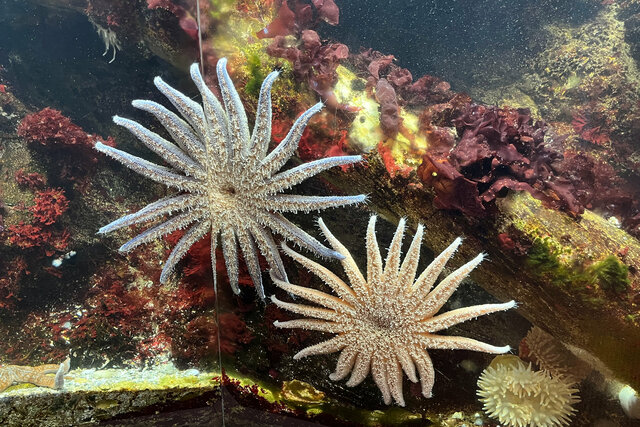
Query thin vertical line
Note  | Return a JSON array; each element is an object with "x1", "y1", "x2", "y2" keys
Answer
[{"x1": 196, "y1": 0, "x2": 204, "y2": 73}]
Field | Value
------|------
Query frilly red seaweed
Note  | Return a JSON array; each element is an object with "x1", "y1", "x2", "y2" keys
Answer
[
  {"x1": 266, "y1": 30, "x2": 349, "y2": 110},
  {"x1": 257, "y1": 0, "x2": 340, "y2": 39},
  {"x1": 375, "y1": 79, "x2": 400, "y2": 139},
  {"x1": 418, "y1": 104, "x2": 584, "y2": 217},
  {"x1": 17, "y1": 108, "x2": 115, "y2": 183}
]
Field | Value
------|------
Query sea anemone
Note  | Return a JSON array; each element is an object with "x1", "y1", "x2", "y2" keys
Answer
[
  {"x1": 477, "y1": 355, "x2": 580, "y2": 427},
  {"x1": 618, "y1": 385, "x2": 640, "y2": 419},
  {"x1": 520, "y1": 326, "x2": 591, "y2": 384}
]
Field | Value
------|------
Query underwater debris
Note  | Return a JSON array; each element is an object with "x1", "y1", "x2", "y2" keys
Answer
[
  {"x1": 95, "y1": 58, "x2": 365, "y2": 298},
  {"x1": 477, "y1": 355, "x2": 579, "y2": 427},
  {"x1": 0, "y1": 358, "x2": 70, "y2": 393},
  {"x1": 90, "y1": 19, "x2": 122, "y2": 63},
  {"x1": 271, "y1": 215, "x2": 515, "y2": 406}
]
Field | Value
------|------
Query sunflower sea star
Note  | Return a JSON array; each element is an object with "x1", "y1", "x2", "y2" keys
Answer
[
  {"x1": 95, "y1": 59, "x2": 365, "y2": 299},
  {"x1": 271, "y1": 215, "x2": 516, "y2": 406}
]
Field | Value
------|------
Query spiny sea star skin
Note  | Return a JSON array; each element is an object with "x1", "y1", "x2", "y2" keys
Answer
[
  {"x1": 95, "y1": 58, "x2": 365, "y2": 299},
  {"x1": 271, "y1": 215, "x2": 516, "y2": 406}
]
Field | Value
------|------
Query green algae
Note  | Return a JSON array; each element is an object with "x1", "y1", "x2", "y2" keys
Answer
[
  {"x1": 585, "y1": 254, "x2": 630, "y2": 293},
  {"x1": 244, "y1": 53, "x2": 266, "y2": 98},
  {"x1": 526, "y1": 237, "x2": 567, "y2": 285},
  {"x1": 527, "y1": 236, "x2": 630, "y2": 301}
]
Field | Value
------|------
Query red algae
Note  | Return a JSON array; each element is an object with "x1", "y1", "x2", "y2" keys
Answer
[
  {"x1": 266, "y1": 30, "x2": 349, "y2": 110},
  {"x1": 417, "y1": 104, "x2": 585, "y2": 217},
  {"x1": 256, "y1": 0, "x2": 340, "y2": 39},
  {"x1": 30, "y1": 188, "x2": 69, "y2": 226},
  {"x1": 14, "y1": 170, "x2": 46, "y2": 190},
  {"x1": 17, "y1": 108, "x2": 94, "y2": 149}
]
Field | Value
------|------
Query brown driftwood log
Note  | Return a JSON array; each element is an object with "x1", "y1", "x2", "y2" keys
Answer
[{"x1": 329, "y1": 152, "x2": 640, "y2": 391}]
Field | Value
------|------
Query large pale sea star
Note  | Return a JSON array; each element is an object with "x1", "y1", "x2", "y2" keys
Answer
[
  {"x1": 271, "y1": 215, "x2": 516, "y2": 406},
  {"x1": 95, "y1": 59, "x2": 365, "y2": 299}
]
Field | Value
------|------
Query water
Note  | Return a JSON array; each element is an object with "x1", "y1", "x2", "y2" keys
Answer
[{"x1": 1, "y1": 0, "x2": 639, "y2": 425}]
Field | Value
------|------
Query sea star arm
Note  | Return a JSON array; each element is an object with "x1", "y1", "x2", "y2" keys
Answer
[
  {"x1": 270, "y1": 295, "x2": 339, "y2": 321},
  {"x1": 366, "y1": 216, "x2": 383, "y2": 290},
  {"x1": 217, "y1": 58, "x2": 250, "y2": 160},
  {"x1": 419, "y1": 334, "x2": 511, "y2": 354},
  {"x1": 236, "y1": 227, "x2": 265, "y2": 299},
  {"x1": 221, "y1": 227, "x2": 241, "y2": 294},
  {"x1": 393, "y1": 342, "x2": 418, "y2": 383},
  {"x1": 410, "y1": 348, "x2": 435, "y2": 398},
  {"x1": 263, "y1": 194, "x2": 366, "y2": 213},
  {"x1": 346, "y1": 351, "x2": 372, "y2": 387},
  {"x1": 119, "y1": 209, "x2": 206, "y2": 253},
  {"x1": 293, "y1": 335, "x2": 347, "y2": 360},
  {"x1": 131, "y1": 100, "x2": 205, "y2": 164},
  {"x1": 98, "y1": 194, "x2": 200, "y2": 234},
  {"x1": 318, "y1": 217, "x2": 368, "y2": 295},
  {"x1": 159, "y1": 220, "x2": 211, "y2": 283},
  {"x1": 273, "y1": 318, "x2": 343, "y2": 333},
  {"x1": 419, "y1": 301, "x2": 517, "y2": 333},
  {"x1": 112, "y1": 115, "x2": 204, "y2": 178},
  {"x1": 250, "y1": 70, "x2": 279, "y2": 160},
  {"x1": 261, "y1": 155, "x2": 363, "y2": 194},
  {"x1": 259, "y1": 102, "x2": 324, "y2": 178},
  {"x1": 329, "y1": 346, "x2": 358, "y2": 381},
  {"x1": 398, "y1": 223, "x2": 424, "y2": 288},
  {"x1": 271, "y1": 275, "x2": 354, "y2": 312},
  {"x1": 248, "y1": 223, "x2": 288, "y2": 281},
  {"x1": 381, "y1": 218, "x2": 406, "y2": 290},
  {"x1": 95, "y1": 142, "x2": 198, "y2": 191},
  {"x1": 371, "y1": 353, "x2": 393, "y2": 405},
  {"x1": 416, "y1": 252, "x2": 485, "y2": 318},
  {"x1": 153, "y1": 76, "x2": 208, "y2": 143},
  {"x1": 189, "y1": 63, "x2": 230, "y2": 163},
  {"x1": 260, "y1": 212, "x2": 341, "y2": 259},
  {"x1": 281, "y1": 243, "x2": 358, "y2": 304},
  {"x1": 386, "y1": 356, "x2": 406, "y2": 406},
  {"x1": 410, "y1": 237, "x2": 462, "y2": 296}
]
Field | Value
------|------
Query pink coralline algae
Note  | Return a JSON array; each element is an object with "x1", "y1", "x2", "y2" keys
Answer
[{"x1": 418, "y1": 105, "x2": 583, "y2": 217}]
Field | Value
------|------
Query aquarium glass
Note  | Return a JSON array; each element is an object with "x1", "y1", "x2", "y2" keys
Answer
[{"x1": 1, "y1": 0, "x2": 640, "y2": 426}]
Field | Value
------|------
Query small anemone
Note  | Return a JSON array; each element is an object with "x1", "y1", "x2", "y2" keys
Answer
[{"x1": 477, "y1": 355, "x2": 580, "y2": 427}]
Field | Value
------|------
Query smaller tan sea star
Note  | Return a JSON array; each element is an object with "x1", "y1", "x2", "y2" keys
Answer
[
  {"x1": 0, "y1": 358, "x2": 70, "y2": 392},
  {"x1": 271, "y1": 216, "x2": 516, "y2": 406}
]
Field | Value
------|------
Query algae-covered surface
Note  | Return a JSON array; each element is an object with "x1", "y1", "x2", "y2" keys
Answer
[{"x1": 0, "y1": 361, "x2": 220, "y2": 426}]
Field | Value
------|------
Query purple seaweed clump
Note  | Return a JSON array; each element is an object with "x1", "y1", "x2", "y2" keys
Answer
[{"x1": 418, "y1": 104, "x2": 583, "y2": 217}]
